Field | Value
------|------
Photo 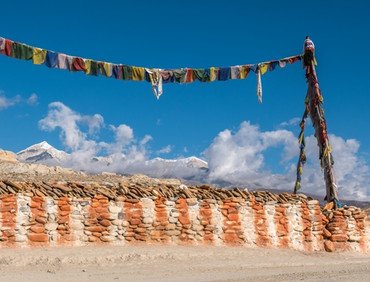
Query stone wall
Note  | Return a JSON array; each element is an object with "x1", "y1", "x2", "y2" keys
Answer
[{"x1": 0, "y1": 193, "x2": 368, "y2": 252}]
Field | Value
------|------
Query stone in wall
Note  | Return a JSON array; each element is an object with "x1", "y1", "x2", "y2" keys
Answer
[{"x1": 323, "y1": 206, "x2": 368, "y2": 252}]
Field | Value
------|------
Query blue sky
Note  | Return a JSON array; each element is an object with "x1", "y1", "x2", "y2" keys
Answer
[{"x1": 0, "y1": 1, "x2": 369, "y2": 199}]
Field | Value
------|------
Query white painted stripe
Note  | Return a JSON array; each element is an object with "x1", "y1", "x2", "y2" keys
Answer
[
  {"x1": 45, "y1": 196, "x2": 58, "y2": 246},
  {"x1": 265, "y1": 204, "x2": 278, "y2": 247},
  {"x1": 112, "y1": 200, "x2": 125, "y2": 245},
  {"x1": 364, "y1": 220, "x2": 370, "y2": 252},
  {"x1": 69, "y1": 200, "x2": 87, "y2": 246},
  {"x1": 239, "y1": 202, "x2": 256, "y2": 246},
  {"x1": 0, "y1": 198, "x2": 2, "y2": 249},
  {"x1": 345, "y1": 213, "x2": 360, "y2": 252},
  {"x1": 142, "y1": 198, "x2": 155, "y2": 220},
  {"x1": 15, "y1": 194, "x2": 31, "y2": 247},
  {"x1": 287, "y1": 203, "x2": 304, "y2": 251},
  {"x1": 164, "y1": 200, "x2": 175, "y2": 244},
  {"x1": 79, "y1": 199, "x2": 91, "y2": 245},
  {"x1": 106, "y1": 200, "x2": 120, "y2": 245},
  {"x1": 188, "y1": 201, "x2": 201, "y2": 244},
  {"x1": 210, "y1": 202, "x2": 223, "y2": 246},
  {"x1": 308, "y1": 204, "x2": 320, "y2": 251}
]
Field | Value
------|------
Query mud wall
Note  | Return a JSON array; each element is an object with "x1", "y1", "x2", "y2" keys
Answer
[{"x1": 0, "y1": 194, "x2": 368, "y2": 252}]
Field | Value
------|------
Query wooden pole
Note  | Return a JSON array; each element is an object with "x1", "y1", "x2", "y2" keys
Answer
[{"x1": 303, "y1": 37, "x2": 339, "y2": 205}]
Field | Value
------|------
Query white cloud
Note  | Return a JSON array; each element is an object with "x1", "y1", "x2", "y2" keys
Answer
[
  {"x1": 27, "y1": 93, "x2": 38, "y2": 106},
  {"x1": 203, "y1": 121, "x2": 297, "y2": 185},
  {"x1": 37, "y1": 102, "x2": 369, "y2": 200},
  {"x1": 0, "y1": 93, "x2": 21, "y2": 110},
  {"x1": 203, "y1": 121, "x2": 370, "y2": 201},
  {"x1": 298, "y1": 135, "x2": 370, "y2": 200},
  {"x1": 38, "y1": 102, "x2": 151, "y2": 174},
  {"x1": 278, "y1": 117, "x2": 301, "y2": 128},
  {"x1": 140, "y1": 135, "x2": 153, "y2": 146},
  {"x1": 157, "y1": 145, "x2": 172, "y2": 154},
  {"x1": 82, "y1": 114, "x2": 104, "y2": 135},
  {"x1": 112, "y1": 124, "x2": 134, "y2": 145},
  {"x1": 0, "y1": 92, "x2": 40, "y2": 109},
  {"x1": 39, "y1": 102, "x2": 87, "y2": 151}
]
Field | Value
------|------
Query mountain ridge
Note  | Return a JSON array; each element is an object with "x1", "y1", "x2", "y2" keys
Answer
[
  {"x1": 17, "y1": 141, "x2": 69, "y2": 165},
  {"x1": 15, "y1": 141, "x2": 209, "y2": 175}
]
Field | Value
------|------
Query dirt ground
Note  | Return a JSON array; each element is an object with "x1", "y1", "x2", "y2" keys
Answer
[{"x1": 0, "y1": 245, "x2": 368, "y2": 282}]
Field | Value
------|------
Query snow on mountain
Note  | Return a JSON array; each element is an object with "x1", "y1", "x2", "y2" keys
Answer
[
  {"x1": 17, "y1": 141, "x2": 69, "y2": 165},
  {"x1": 142, "y1": 156, "x2": 208, "y2": 180},
  {"x1": 15, "y1": 142, "x2": 209, "y2": 180},
  {"x1": 148, "y1": 157, "x2": 208, "y2": 170}
]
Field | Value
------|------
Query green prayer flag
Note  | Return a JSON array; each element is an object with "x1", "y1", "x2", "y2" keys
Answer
[
  {"x1": 193, "y1": 69, "x2": 209, "y2": 82},
  {"x1": 122, "y1": 65, "x2": 133, "y2": 80},
  {"x1": 11, "y1": 42, "x2": 33, "y2": 60},
  {"x1": 173, "y1": 69, "x2": 187, "y2": 83}
]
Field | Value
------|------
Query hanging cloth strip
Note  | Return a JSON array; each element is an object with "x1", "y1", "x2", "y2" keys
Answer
[
  {"x1": 84, "y1": 59, "x2": 99, "y2": 76},
  {"x1": 256, "y1": 65, "x2": 263, "y2": 103},
  {"x1": 56, "y1": 53, "x2": 68, "y2": 69},
  {"x1": 0, "y1": 37, "x2": 5, "y2": 51},
  {"x1": 0, "y1": 35, "x2": 302, "y2": 100},
  {"x1": 45, "y1": 51, "x2": 58, "y2": 68},
  {"x1": 294, "y1": 96, "x2": 309, "y2": 193},
  {"x1": 99, "y1": 62, "x2": 113, "y2": 78},
  {"x1": 145, "y1": 68, "x2": 163, "y2": 99},
  {"x1": 11, "y1": 42, "x2": 33, "y2": 60},
  {"x1": 160, "y1": 70, "x2": 174, "y2": 83},
  {"x1": 32, "y1": 48, "x2": 47, "y2": 65},
  {"x1": 112, "y1": 64, "x2": 122, "y2": 79},
  {"x1": 132, "y1": 66, "x2": 145, "y2": 81},
  {"x1": 2, "y1": 39, "x2": 13, "y2": 56}
]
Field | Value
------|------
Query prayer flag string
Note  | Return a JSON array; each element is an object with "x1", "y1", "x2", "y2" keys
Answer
[{"x1": 0, "y1": 36, "x2": 302, "y2": 100}]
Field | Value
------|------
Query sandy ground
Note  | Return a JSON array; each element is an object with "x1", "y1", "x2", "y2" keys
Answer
[{"x1": 0, "y1": 245, "x2": 368, "y2": 282}]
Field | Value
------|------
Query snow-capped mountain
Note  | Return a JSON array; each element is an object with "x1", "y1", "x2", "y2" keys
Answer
[
  {"x1": 147, "y1": 157, "x2": 208, "y2": 170},
  {"x1": 17, "y1": 141, "x2": 69, "y2": 165},
  {"x1": 15, "y1": 142, "x2": 209, "y2": 180},
  {"x1": 140, "y1": 157, "x2": 208, "y2": 180}
]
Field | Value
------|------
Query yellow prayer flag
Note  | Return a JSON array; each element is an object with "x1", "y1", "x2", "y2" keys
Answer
[
  {"x1": 132, "y1": 66, "x2": 145, "y2": 81},
  {"x1": 32, "y1": 48, "x2": 46, "y2": 65},
  {"x1": 299, "y1": 133, "x2": 304, "y2": 144},
  {"x1": 240, "y1": 66, "x2": 250, "y2": 79},
  {"x1": 299, "y1": 166, "x2": 303, "y2": 174},
  {"x1": 84, "y1": 59, "x2": 92, "y2": 75},
  {"x1": 102, "y1": 63, "x2": 112, "y2": 77},
  {"x1": 210, "y1": 67, "x2": 218, "y2": 81},
  {"x1": 259, "y1": 63, "x2": 268, "y2": 75}
]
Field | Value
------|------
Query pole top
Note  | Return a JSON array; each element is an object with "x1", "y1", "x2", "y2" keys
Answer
[{"x1": 303, "y1": 36, "x2": 315, "y2": 53}]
